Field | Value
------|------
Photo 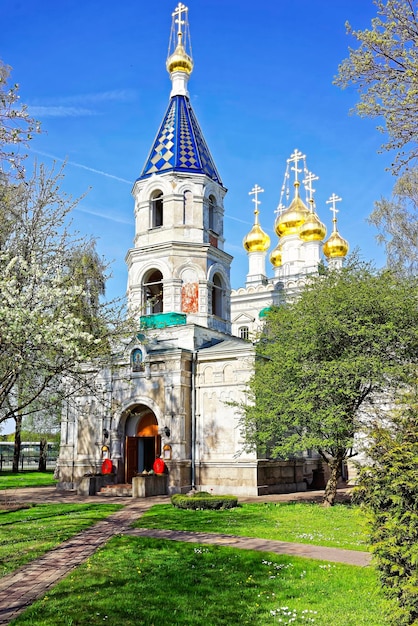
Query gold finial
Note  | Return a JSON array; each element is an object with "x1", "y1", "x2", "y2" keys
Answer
[
  {"x1": 275, "y1": 150, "x2": 310, "y2": 237},
  {"x1": 249, "y1": 183, "x2": 264, "y2": 223},
  {"x1": 167, "y1": 3, "x2": 193, "y2": 76},
  {"x1": 288, "y1": 149, "x2": 305, "y2": 191},
  {"x1": 326, "y1": 193, "x2": 342, "y2": 230},
  {"x1": 243, "y1": 184, "x2": 270, "y2": 252},
  {"x1": 299, "y1": 171, "x2": 326, "y2": 242},
  {"x1": 303, "y1": 171, "x2": 319, "y2": 212}
]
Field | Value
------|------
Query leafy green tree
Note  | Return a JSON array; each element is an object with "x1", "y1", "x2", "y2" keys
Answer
[
  {"x1": 240, "y1": 259, "x2": 418, "y2": 505},
  {"x1": 368, "y1": 167, "x2": 418, "y2": 274},
  {"x1": 335, "y1": 0, "x2": 418, "y2": 172},
  {"x1": 355, "y1": 390, "x2": 418, "y2": 625}
]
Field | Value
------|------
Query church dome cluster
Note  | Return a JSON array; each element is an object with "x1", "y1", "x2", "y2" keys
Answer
[{"x1": 243, "y1": 150, "x2": 349, "y2": 269}]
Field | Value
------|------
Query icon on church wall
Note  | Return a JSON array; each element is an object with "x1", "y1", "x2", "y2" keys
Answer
[
  {"x1": 131, "y1": 348, "x2": 145, "y2": 372},
  {"x1": 181, "y1": 281, "x2": 198, "y2": 313}
]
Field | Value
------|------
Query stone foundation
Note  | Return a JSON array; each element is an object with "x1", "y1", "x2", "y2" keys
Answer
[
  {"x1": 77, "y1": 473, "x2": 116, "y2": 496},
  {"x1": 195, "y1": 459, "x2": 307, "y2": 496},
  {"x1": 132, "y1": 474, "x2": 168, "y2": 497},
  {"x1": 257, "y1": 460, "x2": 306, "y2": 495}
]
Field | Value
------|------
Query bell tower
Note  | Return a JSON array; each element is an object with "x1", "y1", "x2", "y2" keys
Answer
[{"x1": 126, "y1": 3, "x2": 232, "y2": 334}]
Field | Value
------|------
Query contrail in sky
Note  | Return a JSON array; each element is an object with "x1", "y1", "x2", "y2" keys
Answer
[
  {"x1": 31, "y1": 149, "x2": 132, "y2": 184},
  {"x1": 31, "y1": 149, "x2": 260, "y2": 229}
]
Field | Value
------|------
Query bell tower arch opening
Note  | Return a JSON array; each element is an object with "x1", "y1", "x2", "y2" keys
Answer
[{"x1": 143, "y1": 269, "x2": 163, "y2": 314}]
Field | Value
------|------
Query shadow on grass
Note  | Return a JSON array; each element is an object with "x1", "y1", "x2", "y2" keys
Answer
[{"x1": 12, "y1": 536, "x2": 387, "y2": 626}]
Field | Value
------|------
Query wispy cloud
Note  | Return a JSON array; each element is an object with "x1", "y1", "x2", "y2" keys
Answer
[
  {"x1": 28, "y1": 89, "x2": 137, "y2": 118},
  {"x1": 31, "y1": 149, "x2": 132, "y2": 184},
  {"x1": 226, "y1": 243, "x2": 246, "y2": 254},
  {"x1": 29, "y1": 106, "x2": 97, "y2": 118},
  {"x1": 71, "y1": 89, "x2": 136, "y2": 104},
  {"x1": 75, "y1": 205, "x2": 133, "y2": 225},
  {"x1": 225, "y1": 214, "x2": 252, "y2": 226}
]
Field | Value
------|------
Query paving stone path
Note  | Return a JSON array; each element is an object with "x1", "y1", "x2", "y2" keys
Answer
[{"x1": 0, "y1": 487, "x2": 370, "y2": 625}]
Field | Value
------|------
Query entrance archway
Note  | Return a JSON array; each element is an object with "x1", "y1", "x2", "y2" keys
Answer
[{"x1": 124, "y1": 406, "x2": 161, "y2": 483}]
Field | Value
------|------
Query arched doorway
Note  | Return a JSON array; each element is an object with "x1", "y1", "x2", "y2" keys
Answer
[{"x1": 125, "y1": 406, "x2": 161, "y2": 483}]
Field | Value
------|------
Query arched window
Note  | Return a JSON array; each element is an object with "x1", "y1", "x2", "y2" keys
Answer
[
  {"x1": 211, "y1": 273, "x2": 224, "y2": 318},
  {"x1": 143, "y1": 270, "x2": 163, "y2": 314},
  {"x1": 150, "y1": 190, "x2": 163, "y2": 228},
  {"x1": 239, "y1": 326, "x2": 249, "y2": 340},
  {"x1": 208, "y1": 195, "x2": 217, "y2": 233},
  {"x1": 183, "y1": 190, "x2": 193, "y2": 224}
]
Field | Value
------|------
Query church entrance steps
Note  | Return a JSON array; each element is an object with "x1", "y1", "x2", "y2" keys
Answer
[{"x1": 98, "y1": 483, "x2": 133, "y2": 497}]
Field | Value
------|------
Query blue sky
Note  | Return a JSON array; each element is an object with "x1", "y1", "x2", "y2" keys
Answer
[{"x1": 4, "y1": 0, "x2": 394, "y2": 302}]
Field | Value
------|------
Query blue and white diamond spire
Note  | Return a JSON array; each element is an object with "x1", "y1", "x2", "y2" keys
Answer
[{"x1": 138, "y1": 3, "x2": 222, "y2": 185}]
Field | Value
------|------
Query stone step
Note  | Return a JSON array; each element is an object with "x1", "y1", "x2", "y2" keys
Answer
[{"x1": 99, "y1": 483, "x2": 132, "y2": 497}]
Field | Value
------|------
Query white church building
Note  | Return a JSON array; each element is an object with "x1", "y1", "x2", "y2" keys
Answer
[{"x1": 56, "y1": 4, "x2": 348, "y2": 496}]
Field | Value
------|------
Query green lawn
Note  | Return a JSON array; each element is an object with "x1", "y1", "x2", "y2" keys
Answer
[
  {"x1": 135, "y1": 501, "x2": 368, "y2": 551},
  {"x1": 11, "y1": 535, "x2": 387, "y2": 626},
  {"x1": 0, "y1": 503, "x2": 122, "y2": 577},
  {"x1": 0, "y1": 470, "x2": 57, "y2": 490}
]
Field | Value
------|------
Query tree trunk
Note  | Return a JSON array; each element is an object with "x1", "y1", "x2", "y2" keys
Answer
[
  {"x1": 38, "y1": 437, "x2": 47, "y2": 472},
  {"x1": 12, "y1": 414, "x2": 22, "y2": 473},
  {"x1": 323, "y1": 458, "x2": 342, "y2": 507}
]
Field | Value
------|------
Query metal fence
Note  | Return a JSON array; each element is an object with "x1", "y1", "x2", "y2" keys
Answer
[
  {"x1": 0, "y1": 442, "x2": 58, "y2": 471},
  {"x1": 0, "y1": 454, "x2": 57, "y2": 471}
]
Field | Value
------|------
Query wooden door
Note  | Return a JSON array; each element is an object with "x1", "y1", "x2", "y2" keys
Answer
[{"x1": 125, "y1": 436, "x2": 138, "y2": 484}]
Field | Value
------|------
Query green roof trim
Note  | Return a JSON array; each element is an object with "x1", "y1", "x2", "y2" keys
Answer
[
  {"x1": 140, "y1": 312, "x2": 187, "y2": 329},
  {"x1": 259, "y1": 307, "x2": 272, "y2": 319}
]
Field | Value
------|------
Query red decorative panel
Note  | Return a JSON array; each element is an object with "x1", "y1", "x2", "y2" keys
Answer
[
  {"x1": 182, "y1": 282, "x2": 199, "y2": 313},
  {"x1": 209, "y1": 234, "x2": 218, "y2": 248}
]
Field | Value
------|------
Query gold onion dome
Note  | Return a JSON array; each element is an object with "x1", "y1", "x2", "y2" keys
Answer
[
  {"x1": 243, "y1": 211, "x2": 270, "y2": 253},
  {"x1": 323, "y1": 195, "x2": 349, "y2": 258},
  {"x1": 166, "y1": 36, "x2": 194, "y2": 75},
  {"x1": 275, "y1": 183, "x2": 310, "y2": 237},
  {"x1": 299, "y1": 209, "x2": 327, "y2": 242},
  {"x1": 323, "y1": 222, "x2": 349, "y2": 258},
  {"x1": 269, "y1": 242, "x2": 282, "y2": 267}
]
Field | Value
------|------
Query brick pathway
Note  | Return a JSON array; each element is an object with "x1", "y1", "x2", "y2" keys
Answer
[
  {"x1": 0, "y1": 487, "x2": 369, "y2": 625},
  {"x1": 0, "y1": 499, "x2": 162, "y2": 625},
  {"x1": 128, "y1": 527, "x2": 370, "y2": 567}
]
